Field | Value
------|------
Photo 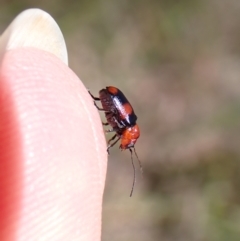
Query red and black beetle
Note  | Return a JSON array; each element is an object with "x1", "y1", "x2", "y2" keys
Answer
[{"x1": 89, "y1": 86, "x2": 142, "y2": 196}]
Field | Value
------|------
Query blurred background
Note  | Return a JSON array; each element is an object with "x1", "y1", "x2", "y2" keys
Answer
[{"x1": 1, "y1": 0, "x2": 240, "y2": 240}]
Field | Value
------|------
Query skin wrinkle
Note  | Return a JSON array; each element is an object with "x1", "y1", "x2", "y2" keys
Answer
[
  {"x1": 80, "y1": 91, "x2": 106, "y2": 191},
  {"x1": 80, "y1": 93, "x2": 106, "y2": 241}
]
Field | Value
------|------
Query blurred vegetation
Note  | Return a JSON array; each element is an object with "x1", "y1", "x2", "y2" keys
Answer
[{"x1": 1, "y1": 0, "x2": 240, "y2": 240}]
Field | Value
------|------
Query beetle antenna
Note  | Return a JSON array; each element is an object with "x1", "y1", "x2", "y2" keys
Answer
[
  {"x1": 129, "y1": 148, "x2": 136, "y2": 197},
  {"x1": 133, "y1": 146, "x2": 143, "y2": 177}
]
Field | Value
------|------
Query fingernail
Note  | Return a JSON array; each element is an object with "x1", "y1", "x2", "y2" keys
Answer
[{"x1": 0, "y1": 8, "x2": 68, "y2": 65}]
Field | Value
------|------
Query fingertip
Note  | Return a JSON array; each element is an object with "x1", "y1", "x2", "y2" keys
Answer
[{"x1": 0, "y1": 48, "x2": 107, "y2": 240}]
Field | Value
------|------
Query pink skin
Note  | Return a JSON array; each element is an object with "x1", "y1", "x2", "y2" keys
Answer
[{"x1": 0, "y1": 48, "x2": 107, "y2": 241}]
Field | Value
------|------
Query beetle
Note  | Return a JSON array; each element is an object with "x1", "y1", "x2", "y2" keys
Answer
[{"x1": 89, "y1": 86, "x2": 142, "y2": 196}]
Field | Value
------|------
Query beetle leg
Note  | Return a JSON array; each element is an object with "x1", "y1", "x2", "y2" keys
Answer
[
  {"x1": 93, "y1": 102, "x2": 105, "y2": 111},
  {"x1": 107, "y1": 134, "x2": 120, "y2": 154},
  {"x1": 107, "y1": 134, "x2": 117, "y2": 143},
  {"x1": 88, "y1": 90, "x2": 100, "y2": 101},
  {"x1": 88, "y1": 90, "x2": 106, "y2": 110}
]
